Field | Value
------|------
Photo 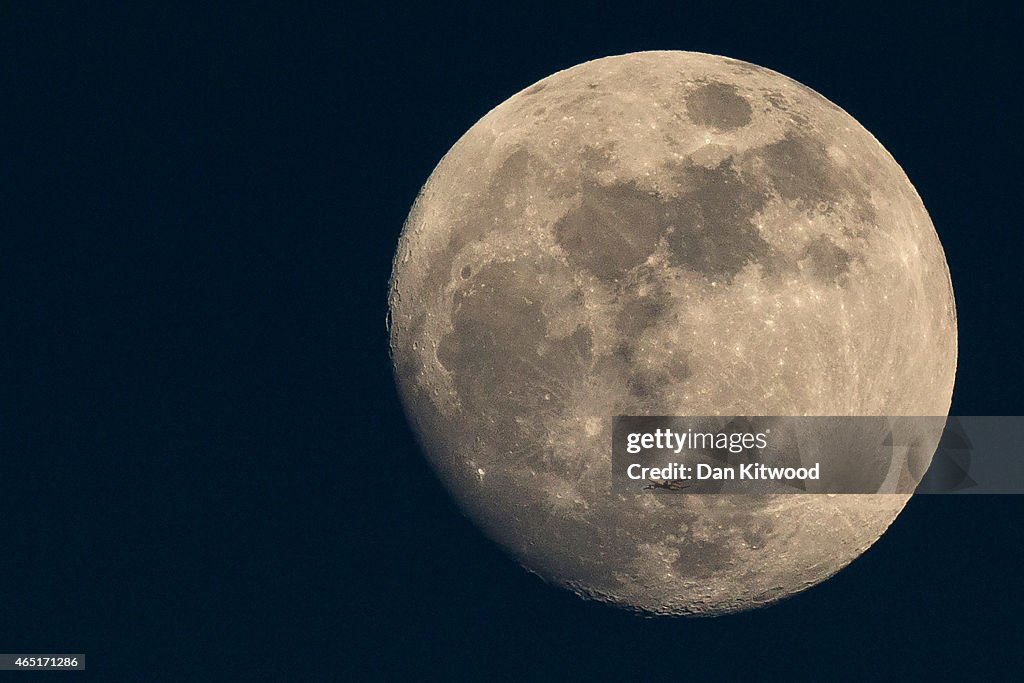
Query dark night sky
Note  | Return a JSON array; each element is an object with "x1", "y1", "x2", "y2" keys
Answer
[{"x1": 2, "y1": 2, "x2": 1022, "y2": 679}]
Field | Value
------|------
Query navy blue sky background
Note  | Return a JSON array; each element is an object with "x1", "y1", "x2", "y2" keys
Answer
[{"x1": 2, "y1": 2, "x2": 1022, "y2": 680}]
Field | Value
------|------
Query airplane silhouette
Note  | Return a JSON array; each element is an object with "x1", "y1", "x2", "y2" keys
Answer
[{"x1": 642, "y1": 479, "x2": 692, "y2": 491}]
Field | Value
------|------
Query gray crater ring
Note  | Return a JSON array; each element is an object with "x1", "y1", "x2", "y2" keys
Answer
[{"x1": 389, "y1": 51, "x2": 957, "y2": 615}]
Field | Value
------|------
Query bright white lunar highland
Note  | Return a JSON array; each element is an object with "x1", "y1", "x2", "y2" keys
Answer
[{"x1": 388, "y1": 52, "x2": 957, "y2": 615}]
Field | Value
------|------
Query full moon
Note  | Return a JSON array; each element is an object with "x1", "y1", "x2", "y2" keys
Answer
[{"x1": 388, "y1": 52, "x2": 957, "y2": 615}]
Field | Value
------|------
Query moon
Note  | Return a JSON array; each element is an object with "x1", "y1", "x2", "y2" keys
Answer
[{"x1": 388, "y1": 52, "x2": 957, "y2": 615}]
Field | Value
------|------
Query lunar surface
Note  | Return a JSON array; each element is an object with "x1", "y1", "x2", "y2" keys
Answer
[{"x1": 388, "y1": 52, "x2": 957, "y2": 615}]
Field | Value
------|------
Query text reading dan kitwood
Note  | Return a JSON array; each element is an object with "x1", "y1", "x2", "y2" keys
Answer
[{"x1": 624, "y1": 428, "x2": 820, "y2": 482}]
